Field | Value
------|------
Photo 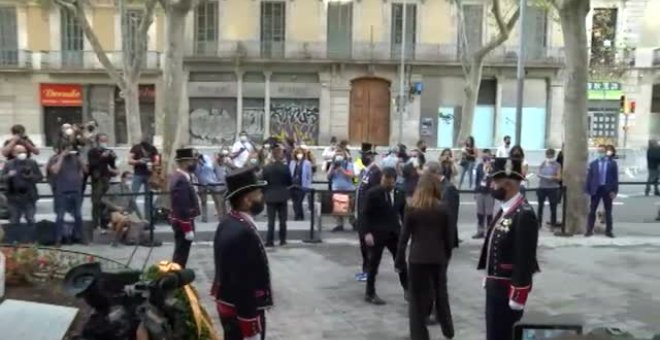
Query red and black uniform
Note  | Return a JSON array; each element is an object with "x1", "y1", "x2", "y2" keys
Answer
[
  {"x1": 168, "y1": 169, "x2": 200, "y2": 267},
  {"x1": 212, "y1": 210, "x2": 272, "y2": 340},
  {"x1": 477, "y1": 194, "x2": 539, "y2": 340}
]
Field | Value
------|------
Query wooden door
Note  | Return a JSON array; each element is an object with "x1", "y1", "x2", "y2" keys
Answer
[{"x1": 349, "y1": 78, "x2": 391, "y2": 145}]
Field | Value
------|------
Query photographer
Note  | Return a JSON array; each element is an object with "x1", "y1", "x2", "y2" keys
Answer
[
  {"x1": 88, "y1": 133, "x2": 118, "y2": 231},
  {"x1": 1, "y1": 144, "x2": 42, "y2": 230},
  {"x1": 2, "y1": 124, "x2": 40, "y2": 160},
  {"x1": 128, "y1": 137, "x2": 159, "y2": 194},
  {"x1": 194, "y1": 151, "x2": 225, "y2": 222},
  {"x1": 327, "y1": 149, "x2": 356, "y2": 232},
  {"x1": 49, "y1": 146, "x2": 85, "y2": 245}
]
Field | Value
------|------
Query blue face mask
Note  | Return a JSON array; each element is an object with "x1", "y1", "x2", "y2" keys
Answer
[{"x1": 598, "y1": 152, "x2": 606, "y2": 159}]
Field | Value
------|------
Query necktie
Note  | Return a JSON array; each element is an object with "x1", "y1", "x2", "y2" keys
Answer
[{"x1": 386, "y1": 191, "x2": 393, "y2": 207}]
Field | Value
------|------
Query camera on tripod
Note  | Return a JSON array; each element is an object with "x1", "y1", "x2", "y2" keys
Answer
[{"x1": 63, "y1": 262, "x2": 195, "y2": 340}]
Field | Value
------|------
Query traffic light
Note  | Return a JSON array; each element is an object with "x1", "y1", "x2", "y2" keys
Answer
[
  {"x1": 630, "y1": 100, "x2": 636, "y2": 114},
  {"x1": 620, "y1": 95, "x2": 633, "y2": 114}
]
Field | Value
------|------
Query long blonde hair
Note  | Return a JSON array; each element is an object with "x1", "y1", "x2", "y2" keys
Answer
[{"x1": 409, "y1": 173, "x2": 442, "y2": 210}]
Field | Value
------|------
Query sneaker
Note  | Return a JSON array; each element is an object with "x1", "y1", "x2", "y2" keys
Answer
[
  {"x1": 354, "y1": 272, "x2": 367, "y2": 282},
  {"x1": 365, "y1": 294, "x2": 386, "y2": 305}
]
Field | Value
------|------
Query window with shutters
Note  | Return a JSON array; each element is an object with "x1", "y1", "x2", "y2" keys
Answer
[
  {"x1": 525, "y1": 6, "x2": 548, "y2": 60},
  {"x1": 261, "y1": 1, "x2": 286, "y2": 58},
  {"x1": 194, "y1": 1, "x2": 218, "y2": 56},
  {"x1": 0, "y1": 6, "x2": 18, "y2": 66},
  {"x1": 327, "y1": 2, "x2": 353, "y2": 59},
  {"x1": 458, "y1": 4, "x2": 483, "y2": 57},
  {"x1": 125, "y1": 9, "x2": 145, "y2": 56},
  {"x1": 391, "y1": 3, "x2": 416, "y2": 59},
  {"x1": 61, "y1": 9, "x2": 84, "y2": 67}
]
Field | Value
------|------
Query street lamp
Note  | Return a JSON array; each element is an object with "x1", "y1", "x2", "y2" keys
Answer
[
  {"x1": 514, "y1": 0, "x2": 527, "y2": 146},
  {"x1": 398, "y1": 0, "x2": 407, "y2": 144}
]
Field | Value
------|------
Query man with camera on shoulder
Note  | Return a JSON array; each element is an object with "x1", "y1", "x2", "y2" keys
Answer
[
  {"x1": 88, "y1": 133, "x2": 118, "y2": 232},
  {"x1": 1, "y1": 144, "x2": 43, "y2": 233},
  {"x1": 2, "y1": 124, "x2": 40, "y2": 160}
]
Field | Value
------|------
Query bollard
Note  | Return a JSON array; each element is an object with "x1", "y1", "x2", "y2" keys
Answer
[
  {"x1": 146, "y1": 190, "x2": 155, "y2": 244},
  {"x1": 303, "y1": 189, "x2": 322, "y2": 244}
]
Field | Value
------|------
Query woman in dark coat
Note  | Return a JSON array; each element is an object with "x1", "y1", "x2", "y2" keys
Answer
[{"x1": 396, "y1": 173, "x2": 455, "y2": 340}]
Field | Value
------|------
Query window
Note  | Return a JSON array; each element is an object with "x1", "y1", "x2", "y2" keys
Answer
[
  {"x1": 391, "y1": 3, "x2": 416, "y2": 59},
  {"x1": 61, "y1": 9, "x2": 84, "y2": 67},
  {"x1": 590, "y1": 8, "x2": 617, "y2": 66},
  {"x1": 458, "y1": 4, "x2": 483, "y2": 57},
  {"x1": 327, "y1": 2, "x2": 353, "y2": 59},
  {"x1": 261, "y1": 1, "x2": 286, "y2": 58},
  {"x1": 525, "y1": 6, "x2": 548, "y2": 60},
  {"x1": 125, "y1": 9, "x2": 145, "y2": 54},
  {"x1": 195, "y1": 1, "x2": 218, "y2": 55},
  {"x1": 0, "y1": 6, "x2": 18, "y2": 66}
]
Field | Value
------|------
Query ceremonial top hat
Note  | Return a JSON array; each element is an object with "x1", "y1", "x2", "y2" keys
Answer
[
  {"x1": 175, "y1": 148, "x2": 196, "y2": 161},
  {"x1": 62, "y1": 262, "x2": 102, "y2": 297},
  {"x1": 361, "y1": 143, "x2": 377, "y2": 155},
  {"x1": 490, "y1": 157, "x2": 525, "y2": 180},
  {"x1": 225, "y1": 167, "x2": 267, "y2": 200}
]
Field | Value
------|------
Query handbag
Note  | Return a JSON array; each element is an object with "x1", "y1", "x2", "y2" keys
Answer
[{"x1": 332, "y1": 193, "x2": 351, "y2": 215}]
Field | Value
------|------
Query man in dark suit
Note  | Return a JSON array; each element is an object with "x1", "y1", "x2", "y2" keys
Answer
[
  {"x1": 355, "y1": 142, "x2": 380, "y2": 281},
  {"x1": 168, "y1": 148, "x2": 201, "y2": 268},
  {"x1": 585, "y1": 144, "x2": 619, "y2": 238},
  {"x1": 212, "y1": 168, "x2": 271, "y2": 340},
  {"x1": 262, "y1": 144, "x2": 293, "y2": 246},
  {"x1": 478, "y1": 157, "x2": 540, "y2": 340},
  {"x1": 362, "y1": 167, "x2": 408, "y2": 305},
  {"x1": 440, "y1": 160, "x2": 460, "y2": 248}
]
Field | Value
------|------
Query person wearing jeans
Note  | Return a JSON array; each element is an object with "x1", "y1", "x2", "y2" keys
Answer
[
  {"x1": 289, "y1": 147, "x2": 313, "y2": 221},
  {"x1": 1, "y1": 144, "x2": 42, "y2": 241},
  {"x1": 49, "y1": 149, "x2": 85, "y2": 245},
  {"x1": 459, "y1": 136, "x2": 477, "y2": 189},
  {"x1": 537, "y1": 148, "x2": 562, "y2": 229},
  {"x1": 646, "y1": 139, "x2": 660, "y2": 196}
]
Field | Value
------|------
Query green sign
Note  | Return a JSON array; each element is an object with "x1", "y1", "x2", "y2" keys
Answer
[{"x1": 588, "y1": 82, "x2": 622, "y2": 100}]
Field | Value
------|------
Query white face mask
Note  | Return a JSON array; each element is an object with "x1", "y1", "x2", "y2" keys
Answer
[
  {"x1": 16, "y1": 153, "x2": 27, "y2": 160},
  {"x1": 296, "y1": 153, "x2": 304, "y2": 160},
  {"x1": 546, "y1": 157, "x2": 554, "y2": 162},
  {"x1": 335, "y1": 156, "x2": 344, "y2": 162},
  {"x1": 606, "y1": 151, "x2": 613, "y2": 157},
  {"x1": 99, "y1": 143, "x2": 108, "y2": 149},
  {"x1": 240, "y1": 136, "x2": 248, "y2": 143},
  {"x1": 64, "y1": 128, "x2": 74, "y2": 136}
]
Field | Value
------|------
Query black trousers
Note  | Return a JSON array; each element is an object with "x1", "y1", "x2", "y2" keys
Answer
[
  {"x1": 221, "y1": 311, "x2": 266, "y2": 340},
  {"x1": 536, "y1": 187, "x2": 559, "y2": 226},
  {"x1": 266, "y1": 202, "x2": 288, "y2": 244},
  {"x1": 485, "y1": 282, "x2": 523, "y2": 340},
  {"x1": 366, "y1": 231, "x2": 408, "y2": 296},
  {"x1": 587, "y1": 186, "x2": 614, "y2": 234},
  {"x1": 409, "y1": 263, "x2": 453, "y2": 340},
  {"x1": 290, "y1": 188, "x2": 306, "y2": 220},
  {"x1": 172, "y1": 222, "x2": 192, "y2": 268},
  {"x1": 90, "y1": 177, "x2": 110, "y2": 229}
]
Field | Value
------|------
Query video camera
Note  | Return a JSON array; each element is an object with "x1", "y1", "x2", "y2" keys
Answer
[{"x1": 63, "y1": 262, "x2": 195, "y2": 340}]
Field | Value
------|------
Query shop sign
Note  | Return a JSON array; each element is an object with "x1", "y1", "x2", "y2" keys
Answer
[
  {"x1": 40, "y1": 84, "x2": 82, "y2": 106},
  {"x1": 270, "y1": 83, "x2": 321, "y2": 99},
  {"x1": 587, "y1": 82, "x2": 622, "y2": 100}
]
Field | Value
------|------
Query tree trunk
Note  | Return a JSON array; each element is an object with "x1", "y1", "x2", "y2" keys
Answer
[
  {"x1": 124, "y1": 80, "x2": 143, "y2": 143},
  {"x1": 558, "y1": 0, "x2": 590, "y2": 235},
  {"x1": 456, "y1": 57, "x2": 484, "y2": 146},
  {"x1": 161, "y1": 3, "x2": 191, "y2": 179}
]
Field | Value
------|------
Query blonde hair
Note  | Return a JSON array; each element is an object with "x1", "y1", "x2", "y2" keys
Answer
[{"x1": 409, "y1": 173, "x2": 442, "y2": 210}]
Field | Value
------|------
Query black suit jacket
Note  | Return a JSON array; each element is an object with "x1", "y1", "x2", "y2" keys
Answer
[
  {"x1": 441, "y1": 179, "x2": 460, "y2": 248},
  {"x1": 262, "y1": 161, "x2": 293, "y2": 204},
  {"x1": 395, "y1": 202, "x2": 454, "y2": 270},
  {"x1": 362, "y1": 185, "x2": 405, "y2": 239}
]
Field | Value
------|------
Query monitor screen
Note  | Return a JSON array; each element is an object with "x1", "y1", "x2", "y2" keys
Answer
[{"x1": 515, "y1": 324, "x2": 583, "y2": 340}]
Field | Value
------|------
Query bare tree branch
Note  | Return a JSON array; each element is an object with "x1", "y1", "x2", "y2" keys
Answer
[
  {"x1": 455, "y1": 0, "x2": 472, "y2": 77},
  {"x1": 129, "y1": 0, "x2": 158, "y2": 77},
  {"x1": 474, "y1": 1, "x2": 520, "y2": 60}
]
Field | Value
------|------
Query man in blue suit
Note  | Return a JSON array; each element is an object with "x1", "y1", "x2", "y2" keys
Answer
[{"x1": 585, "y1": 144, "x2": 619, "y2": 238}]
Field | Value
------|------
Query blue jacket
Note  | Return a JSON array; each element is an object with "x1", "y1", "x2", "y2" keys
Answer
[
  {"x1": 289, "y1": 159, "x2": 313, "y2": 190},
  {"x1": 168, "y1": 170, "x2": 200, "y2": 221},
  {"x1": 585, "y1": 158, "x2": 619, "y2": 196}
]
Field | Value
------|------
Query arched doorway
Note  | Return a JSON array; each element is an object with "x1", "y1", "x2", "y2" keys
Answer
[{"x1": 349, "y1": 78, "x2": 391, "y2": 145}]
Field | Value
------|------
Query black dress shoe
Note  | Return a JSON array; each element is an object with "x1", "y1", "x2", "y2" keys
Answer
[
  {"x1": 471, "y1": 232, "x2": 484, "y2": 239},
  {"x1": 605, "y1": 232, "x2": 615, "y2": 238},
  {"x1": 331, "y1": 225, "x2": 344, "y2": 232},
  {"x1": 279, "y1": 240, "x2": 287, "y2": 246},
  {"x1": 365, "y1": 294, "x2": 386, "y2": 305},
  {"x1": 265, "y1": 242, "x2": 275, "y2": 247},
  {"x1": 584, "y1": 231, "x2": 594, "y2": 237}
]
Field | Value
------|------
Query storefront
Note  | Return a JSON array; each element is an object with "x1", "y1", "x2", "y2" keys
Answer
[
  {"x1": 269, "y1": 73, "x2": 321, "y2": 145},
  {"x1": 188, "y1": 79, "x2": 238, "y2": 146},
  {"x1": 40, "y1": 83, "x2": 83, "y2": 146}
]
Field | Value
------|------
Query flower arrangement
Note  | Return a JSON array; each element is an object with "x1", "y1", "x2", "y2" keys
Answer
[{"x1": 1, "y1": 246, "x2": 39, "y2": 285}]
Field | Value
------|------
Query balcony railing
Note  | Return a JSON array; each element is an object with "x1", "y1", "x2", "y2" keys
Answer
[
  {"x1": 653, "y1": 48, "x2": 660, "y2": 66},
  {"x1": 40, "y1": 50, "x2": 162, "y2": 70},
  {"x1": 192, "y1": 40, "x2": 564, "y2": 65},
  {"x1": 0, "y1": 50, "x2": 33, "y2": 69}
]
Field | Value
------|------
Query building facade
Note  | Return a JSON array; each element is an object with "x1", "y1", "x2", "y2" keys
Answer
[{"x1": 1, "y1": 0, "x2": 658, "y2": 149}]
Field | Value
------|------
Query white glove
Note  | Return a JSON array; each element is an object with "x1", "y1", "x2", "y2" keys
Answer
[
  {"x1": 509, "y1": 299, "x2": 524, "y2": 311},
  {"x1": 244, "y1": 335, "x2": 260, "y2": 340},
  {"x1": 184, "y1": 231, "x2": 195, "y2": 241},
  {"x1": 482, "y1": 277, "x2": 486, "y2": 289}
]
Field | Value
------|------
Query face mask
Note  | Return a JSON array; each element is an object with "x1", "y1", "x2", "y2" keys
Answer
[
  {"x1": 606, "y1": 151, "x2": 613, "y2": 157},
  {"x1": 64, "y1": 128, "x2": 74, "y2": 136},
  {"x1": 598, "y1": 152, "x2": 606, "y2": 159},
  {"x1": 296, "y1": 153, "x2": 304, "y2": 160},
  {"x1": 505, "y1": 141, "x2": 511, "y2": 146},
  {"x1": 249, "y1": 198, "x2": 265, "y2": 216},
  {"x1": 363, "y1": 156, "x2": 373, "y2": 167},
  {"x1": 16, "y1": 153, "x2": 27, "y2": 160},
  {"x1": 483, "y1": 156, "x2": 491, "y2": 162},
  {"x1": 491, "y1": 187, "x2": 507, "y2": 200},
  {"x1": 186, "y1": 163, "x2": 197, "y2": 173},
  {"x1": 124, "y1": 178, "x2": 133, "y2": 185},
  {"x1": 99, "y1": 143, "x2": 108, "y2": 149},
  {"x1": 250, "y1": 158, "x2": 259, "y2": 165},
  {"x1": 411, "y1": 157, "x2": 419, "y2": 167},
  {"x1": 240, "y1": 136, "x2": 248, "y2": 143},
  {"x1": 420, "y1": 147, "x2": 427, "y2": 153},
  {"x1": 335, "y1": 156, "x2": 344, "y2": 162}
]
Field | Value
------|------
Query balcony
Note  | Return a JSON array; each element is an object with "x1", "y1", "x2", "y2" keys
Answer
[
  {"x1": 0, "y1": 50, "x2": 33, "y2": 69},
  {"x1": 39, "y1": 50, "x2": 162, "y2": 71},
  {"x1": 189, "y1": 40, "x2": 564, "y2": 66}
]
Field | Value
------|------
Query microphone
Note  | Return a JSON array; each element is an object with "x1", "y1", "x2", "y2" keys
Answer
[{"x1": 157, "y1": 269, "x2": 196, "y2": 292}]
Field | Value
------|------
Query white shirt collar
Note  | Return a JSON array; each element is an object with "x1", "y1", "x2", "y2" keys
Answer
[
  {"x1": 176, "y1": 168, "x2": 191, "y2": 182},
  {"x1": 501, "y1": 192, "x2": 523, "y2": 215}
]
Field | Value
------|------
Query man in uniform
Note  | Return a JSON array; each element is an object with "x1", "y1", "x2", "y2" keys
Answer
[
  {"x1": 168, "y1": 148, "x2": 200, "y2": 268},
  {"x1": 212, "y1": 167, "x2": 271, "y2": 340},
  {"x1": 354, "y1": 143, "x2": 380, "y2": 282},
  {"x1": 477, "y1": 157, "x2": 540, "y2": 340}
]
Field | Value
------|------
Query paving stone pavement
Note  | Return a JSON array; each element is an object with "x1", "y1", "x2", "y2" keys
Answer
[{"x1": 64, "y1": 234, "x2": 660, "y2": 340}]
